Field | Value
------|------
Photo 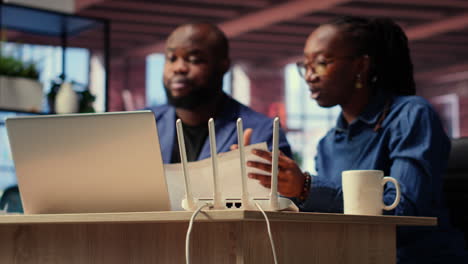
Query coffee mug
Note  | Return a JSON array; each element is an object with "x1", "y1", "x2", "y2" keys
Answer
[{"x1": 342, "y1": 170, "x2": 401, "y2": 215}]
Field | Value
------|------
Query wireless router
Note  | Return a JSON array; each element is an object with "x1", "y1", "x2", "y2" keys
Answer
[{"x1": 178, "y1": 117, "x2": 295, "y2": 211}]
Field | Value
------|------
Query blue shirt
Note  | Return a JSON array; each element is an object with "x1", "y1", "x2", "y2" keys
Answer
[
  {"x1": 298, "y1": 90, "x2": 467, "y2": 263},
  {"x1": 148, "y1": 95, "x2": 292, "y2": 163}
]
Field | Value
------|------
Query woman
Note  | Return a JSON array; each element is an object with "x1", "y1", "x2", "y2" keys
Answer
[{"x1": 247, "y1": 16, "x2": 467, "y2": 263}]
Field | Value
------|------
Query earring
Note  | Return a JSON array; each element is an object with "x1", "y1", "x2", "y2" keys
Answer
[{"x1": 355, "y1": 74, "x2": 363, "y2": 89}]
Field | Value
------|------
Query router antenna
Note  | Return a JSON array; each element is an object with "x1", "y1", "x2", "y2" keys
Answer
[
  {"x1": 208, "y1": 118, "x2": 223, "y2": 209},
  {"x1": 176, "y1": 119, "x2": 195, "y2": 210},
  {"x1": 237, "y1": 118, "x2": 250, "y2": 209},
  {"x1": 269, "y1": 117, "x2": 280, "y2": 210}
]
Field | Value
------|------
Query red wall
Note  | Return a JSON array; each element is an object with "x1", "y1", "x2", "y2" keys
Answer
[
  {"x1": 245, "y1": 64, "x2": 287, "y2": 127},
  {"x1": 108, "y1": 57, "x2": 146, "y2": 111}
]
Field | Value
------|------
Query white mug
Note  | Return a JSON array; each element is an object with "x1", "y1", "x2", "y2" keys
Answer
[{"x1": 342, "y1": 170, "x2": 401, "y2": 215}]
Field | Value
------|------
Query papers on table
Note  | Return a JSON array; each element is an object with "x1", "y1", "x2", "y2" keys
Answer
[{"x1": 164, "y1": 142, "x2": 271, "y2": 210}]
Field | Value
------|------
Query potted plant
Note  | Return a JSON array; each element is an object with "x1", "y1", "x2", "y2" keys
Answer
[
  {"x1": 0, "y1": 54, "x2": 43, "y2": 112},
  {"x1": 48, "y1": 77, "x2": 96, "y2": 114}
]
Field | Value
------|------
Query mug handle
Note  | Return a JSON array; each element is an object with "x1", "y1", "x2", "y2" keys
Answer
[{"x1": 382, "y1": 176, "x2": 401, "y2": 211}]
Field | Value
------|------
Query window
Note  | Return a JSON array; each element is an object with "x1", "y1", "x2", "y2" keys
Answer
[
  {"x1": 430, "y1": 94, "x2": 460, "y2": 138},
  {"x1": 231, "y1": 65, "x2": 250, "y2": 106},
  {"x1": 284, "y1": 63, "x2": 340, "y2": 174},
  {"x1": 2, "y1": 42, "x2": 94, "y2": 112}
]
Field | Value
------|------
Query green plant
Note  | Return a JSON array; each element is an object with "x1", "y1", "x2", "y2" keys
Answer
[
  {"x1": 77, "y1": 90, "x2": 96, "y2": 113},
  {"x1": 0, "y1": 55, "x2": 39, "y2": 80},
  {"x1": 0, "y1": 26, "x2": 39, "y2": 80}
]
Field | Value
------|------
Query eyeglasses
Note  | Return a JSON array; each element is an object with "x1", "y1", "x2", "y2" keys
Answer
[{"x1": 296, "y1": 56, "x2": 356, "y2": 79}]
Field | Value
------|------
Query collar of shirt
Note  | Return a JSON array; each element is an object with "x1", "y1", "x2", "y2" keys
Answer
[{"x1": 334, "y1": 88, "x2": 390, "y2": 134}]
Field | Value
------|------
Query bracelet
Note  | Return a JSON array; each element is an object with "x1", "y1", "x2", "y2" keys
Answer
[{"x1": 299, "y1": 171, "x2": 311, "y2": 202}]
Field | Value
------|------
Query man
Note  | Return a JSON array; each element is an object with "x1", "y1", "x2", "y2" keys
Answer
[{"x1": 148, "y1": 23, "x2": 292, "y2": 163}]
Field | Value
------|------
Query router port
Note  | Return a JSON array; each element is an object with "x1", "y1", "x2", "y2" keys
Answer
[
  {"x1": 226, "y1": 202, "x2": 233, "y2": 208},
  {"x1": 234, "y1": 202, "x2": 242, "y2": 208}
]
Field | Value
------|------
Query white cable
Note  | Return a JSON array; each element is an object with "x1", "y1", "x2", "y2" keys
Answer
[
  {"x1": 186, "y1": 203, "x2": 211, "y2": 264},
  {"x1": 255, "y1": 202, "x2": 278, "y2": 264}
]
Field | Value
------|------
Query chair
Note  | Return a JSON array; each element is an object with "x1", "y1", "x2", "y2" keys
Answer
[
  {"x1": 444, "y1": 137, "x2": 468, "y2": 247},
  {"x1": 0, "y1": 185, "x2": 23, "y2": 213}
]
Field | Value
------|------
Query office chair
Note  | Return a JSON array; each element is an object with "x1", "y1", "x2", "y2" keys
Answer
[
  {"x1": 444, "y1": 137, "x2": 468, "y2": 248},
  {"x1": 0, "y1": 185, "x2": 23, "y2": 213}
]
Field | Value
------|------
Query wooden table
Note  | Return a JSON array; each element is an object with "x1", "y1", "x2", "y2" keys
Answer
[{"x1": 0, "y1": 210, "x2": 436, "y2": 263}]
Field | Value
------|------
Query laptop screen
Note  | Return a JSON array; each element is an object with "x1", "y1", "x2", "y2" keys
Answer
[{"x1": 6, "y1": 111, "x2": 170, "y2": 214}]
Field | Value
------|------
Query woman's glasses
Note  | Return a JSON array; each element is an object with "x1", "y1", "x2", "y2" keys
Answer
[{"x1": 296, "y1": 56, "x2": 356, "y2": 79}]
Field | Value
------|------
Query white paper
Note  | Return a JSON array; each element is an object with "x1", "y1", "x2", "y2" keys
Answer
[{"x1": 164, "y1": 142, "x2": 272, "y2": 210}]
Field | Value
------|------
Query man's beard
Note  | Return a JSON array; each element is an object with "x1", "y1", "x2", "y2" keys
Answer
[{"x1": 164, "y1": 75, "x2": 223, "y2": 110}]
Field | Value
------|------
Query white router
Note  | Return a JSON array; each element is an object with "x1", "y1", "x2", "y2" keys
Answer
[{"x1": 178, "y1": 117, "x2": 295, "y2": 211}]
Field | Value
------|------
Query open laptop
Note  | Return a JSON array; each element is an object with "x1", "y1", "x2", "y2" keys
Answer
[{"x1": 5, "y1": 111, "x2": 170, "y2": 214}]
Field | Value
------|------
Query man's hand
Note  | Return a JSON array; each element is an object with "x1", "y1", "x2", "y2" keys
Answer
[
  {"x1": 230, "y1": 128, "x2": 253, "y2": 150},
  {"x1": 247, "y1": 149, "x2": 305, "y2": 198}
]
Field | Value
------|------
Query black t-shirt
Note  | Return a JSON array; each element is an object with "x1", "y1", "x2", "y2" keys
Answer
[{"x1": 170, "y1": 121, "x2": 209, "y2": 163}]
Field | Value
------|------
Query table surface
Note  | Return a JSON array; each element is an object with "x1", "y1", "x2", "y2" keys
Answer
[{"x1": 0, "y1": 210, "x2": 437, "y2": 226}]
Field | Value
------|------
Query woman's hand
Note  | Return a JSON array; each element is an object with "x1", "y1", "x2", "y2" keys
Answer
[{"x1": 247, "y1": 149, "x2": 305, "y2": 198}]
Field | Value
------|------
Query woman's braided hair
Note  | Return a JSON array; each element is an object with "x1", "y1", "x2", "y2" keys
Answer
[{"x1": 327, "y1": 16, "x2": 416, "y2": 95}]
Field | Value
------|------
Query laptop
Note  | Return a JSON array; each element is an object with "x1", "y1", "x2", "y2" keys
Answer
[{"x1": 5, "y1": 111, "x2": 170, "y2": 214}]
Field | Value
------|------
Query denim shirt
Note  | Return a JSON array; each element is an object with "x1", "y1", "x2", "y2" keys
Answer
[
  {"x1": 147, "y1": 94, "x2": 292, "y2": 163},
  {"x1": 298, "y1": 90, "x2": 467, "y2": 263}
]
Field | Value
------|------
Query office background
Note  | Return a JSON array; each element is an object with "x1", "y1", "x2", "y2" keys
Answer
[{"x1": 1, "y1": 0, "x2": 468, "y2": 187}]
